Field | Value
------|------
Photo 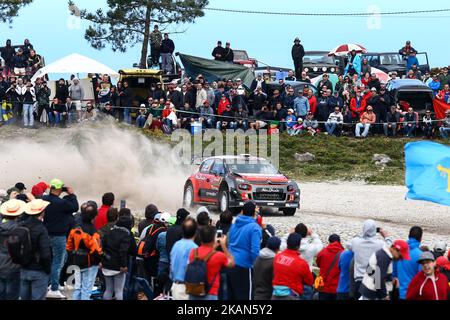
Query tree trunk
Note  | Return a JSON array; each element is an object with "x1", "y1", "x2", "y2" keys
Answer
[{"x1": 140, "y1": 2, "x2": 152, "y2": 69}]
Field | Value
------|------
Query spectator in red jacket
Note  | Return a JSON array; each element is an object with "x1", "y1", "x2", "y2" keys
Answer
[
  {"x1": 217, "y1": 94, "x2": 231, "y2": 115},
  {"x1": 316, "y1": 234, "x2": 345, "y2": 300},
  {"x1": 349, "y1": 91, "x2": 367, "y2": 121},
  {"x1": 272, "y1": 233, "x2": 313, "y2": 300},
  {"x1": 307, "y1": 89, "x2": 317, "y2": 117},
  {"x1": 94, "y1": 193, "x2": 115, "y2": 230},
  {"x1": 406, "y1": 251, "x2": 449, "y2": 300}
]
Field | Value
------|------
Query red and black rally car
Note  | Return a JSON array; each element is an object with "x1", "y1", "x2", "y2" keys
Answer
[{"x1": 183, "y1": 155, "x2": 301, "y2": 216}]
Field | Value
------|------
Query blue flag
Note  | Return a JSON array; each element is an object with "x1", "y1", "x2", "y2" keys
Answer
[{"x1": 405, "y1": 141, "x2": 450, "y2": 206}]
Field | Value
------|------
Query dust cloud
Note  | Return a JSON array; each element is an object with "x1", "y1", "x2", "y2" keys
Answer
[{"x1": 0, "y1": 120, "x2": 193, "y2": 214}]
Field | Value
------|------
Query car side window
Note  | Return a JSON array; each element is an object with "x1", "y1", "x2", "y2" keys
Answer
[
  {"x1": 200, "y1": 159, "x2": 214, "y2": 174},
  {"x1": 212, "y1": 161, "x2": 226, "y2": 176}
]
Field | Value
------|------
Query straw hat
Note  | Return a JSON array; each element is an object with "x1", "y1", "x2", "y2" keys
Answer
[
  {"x1": 0, "y1": 199, "x2": 26, "y2": 217},
  {"x1": 24, "y1": 199, "x2": 50, "y2": 216}
]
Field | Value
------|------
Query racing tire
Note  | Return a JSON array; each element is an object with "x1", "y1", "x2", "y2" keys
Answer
[
  {"x1": 183, "y1": 182, "x2": 195, "y2": 208},
  {"x1": 219, "y1": 189, "x2": 230, "y2": 214},
  {"x1": 282, "y1": 208, "x2": 297, "y2": 216}
]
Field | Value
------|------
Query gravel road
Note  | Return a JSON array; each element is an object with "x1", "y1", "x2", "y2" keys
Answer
[{"x1": 263, "y1": 182, "x2": 450, "y2": 248}]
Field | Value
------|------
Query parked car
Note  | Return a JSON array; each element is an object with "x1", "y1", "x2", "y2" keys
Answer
[
  {"x1": 386, "y1": 79, "x2": 434, "y2": 113},
  {"x1": 234, "y1": 50, "x2": 258, "y2": 68},
  {"x1": 303, "y1": 51, "x2": 345, "y2": 77},
  {"x1": 183, "y1": 155, "x2": 301, "y2": 216},
  {"x1": 362, "y1": 52, "x2": 430, "y2": 78}
]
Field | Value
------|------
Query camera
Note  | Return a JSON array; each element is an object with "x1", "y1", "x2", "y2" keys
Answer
[
  {"x1": 62, "y1": 187, "x2": 68, "y2": 193},
  {"x1": 217, "y1": 230, "x2": 223, "y2": 239}
]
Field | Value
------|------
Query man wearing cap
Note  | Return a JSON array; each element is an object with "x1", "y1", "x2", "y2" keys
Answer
[
  {"x1": 150, "y1": 25, "x2": 162, "y2": 66},
  {"x1": 227, "y1": 202, "x2": 262, "y2": 300},
  {"x1": 19, "y1": 199, "x2": 52, "y2": 300},
  {"x1": 42, "y1": 179, "x2": 79, "y2": 299},
  {"x1": 394, "y1": 226, "x2": 424, "y2": 300},
  {"x1": 398, "y1": 40, "x2": 417, "y2": 61},
  {"x1": 406, "y1": 251, "x2": 450, "y2": 300},
  {"x1": 355, "y1": 105, "x2": 376, "y2": 138},
  {"x1": 212, "y1": 41, "x2": 225, "y2": 61},
  {"x1": 359, "y1": 239, "x2": 410, "y2": 300},
  {"x1": 293, "y1": 88, "x2": 310, "y2": 119},
  {"x1": 12, "y1": 47, "x2": 27, "y2": 76},
  {"x1": 272, "y1": 233, "x2": 314, "y2": 300},
  {"x1": 291, "y1": 38, "x2": 305, "y2": 80},
  {"x1": 199, "y1": 100, "x2": 215, "y2": 129},
  {"x1": 253, "y1": 236, "x2": 281, "y2": 300},
  {"x1": 68, "y1": 77, "x2": 85, "y2": 122},
  {"x1": 0, "y1": 199, "x2": 26, "y2": 300},
  {"x1": 438, "y1": 67, "x2": 450, "y2": 90},
  {"x1": 223, "y1": 42, "x2": 234, "y2": 63}
]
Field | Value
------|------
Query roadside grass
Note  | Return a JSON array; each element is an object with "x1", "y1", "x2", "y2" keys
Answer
[{"x1": 142, "y1": 128, "x2": 450, "y2": 186}]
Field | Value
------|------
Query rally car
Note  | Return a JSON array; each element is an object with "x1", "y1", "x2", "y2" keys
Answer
[{"x1": 183, "y1": 155, "x2": 301, "y2": 216}]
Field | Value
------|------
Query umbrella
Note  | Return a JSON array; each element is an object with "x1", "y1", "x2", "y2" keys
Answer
[
  {"x1": 371, "y1": 67, "x2": 389, "y2": 83},
  {"x1": 311, "y1": 74, "x2": 339, "y2": 90},
  {"x1": 328, "y1": 44, "x2": 367, "y2": 57}
]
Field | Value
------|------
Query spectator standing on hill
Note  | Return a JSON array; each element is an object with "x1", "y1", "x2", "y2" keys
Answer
[
  {"x1": 161, "y1": 33, "x2": 175, "y2": 74},
  {"x1": 212, "y1": 41, "x2": 225, "y2": 61},
  {"x1": 223, "y1": 42, "x2": 234, "y2": 63},
  {"x1": 291, "y1": 38, "x2": 305, "y2": 80},
  {"x1": 150, "y1": 25, "x2": 162, "y2": 66}
]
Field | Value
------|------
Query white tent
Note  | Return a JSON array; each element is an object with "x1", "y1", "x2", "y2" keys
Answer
[{"x1": 31, "y1": 53, "x2": 119, "y2": 82}]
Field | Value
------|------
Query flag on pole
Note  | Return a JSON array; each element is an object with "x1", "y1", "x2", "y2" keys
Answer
[{"x1": 405, "y1": 141, "x2": 450, "y2": 206}]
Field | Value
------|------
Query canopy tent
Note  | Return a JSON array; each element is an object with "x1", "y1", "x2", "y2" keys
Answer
[
  {"x1": 178, "y1": 53, "x2": 255, "y2": 88},
  {"x1": 31, "y1": 53, "x2": 119, "y2": 82}
]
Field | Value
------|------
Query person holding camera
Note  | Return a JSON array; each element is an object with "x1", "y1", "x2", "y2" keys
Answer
[
  {"x1": 42, "y1": 179, "x2": 79, "y2": 299},
  {"x1": 22, "y1": 81, "x2": 36, "y2": 128},
  {"x1": 35, "y1": 80, "x2": 51, "y2": 124}
]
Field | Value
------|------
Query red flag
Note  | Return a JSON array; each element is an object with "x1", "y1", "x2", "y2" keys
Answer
[{"x1": 433, "y1": 99, "x2": 450, "y2": 119}]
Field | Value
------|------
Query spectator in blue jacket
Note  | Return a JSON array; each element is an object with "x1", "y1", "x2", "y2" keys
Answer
[
  {"x1": 406, "y1": 52, "x2": 419, "y2": 73},
  {"x1": 227, "y1": 201, "x2": 262, "y2": 300},
  {"x1": 428, "y1": 75, "x2": 441, "y2": 96},
  {"x1": 293, "y1": 90, "x2": 310, "y2": 119},
  {"x1": 393, "y1": 226, "x2": 423, "y2": 300},
  {"x1": 337, "y1": 242, "x2": 354, "y2": 300}
]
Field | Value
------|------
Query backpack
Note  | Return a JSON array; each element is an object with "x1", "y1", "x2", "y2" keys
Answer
[
  {"x1": 5, "y1": 226, "x2": 34, "y2": 266},
  {"x1": 66, "y1": 227, "x2": 102, "y2": 268},
  {"x1": 185, "y1": 249, "x2": 218, "y2": 297},
  {"x1": 137, "y1": 224, "x2": 165, "y2": 258}
]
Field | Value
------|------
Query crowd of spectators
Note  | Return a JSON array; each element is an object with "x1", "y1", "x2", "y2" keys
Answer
[{"x1": 1, "y1": 183, "x2": 449, "y2": 301}]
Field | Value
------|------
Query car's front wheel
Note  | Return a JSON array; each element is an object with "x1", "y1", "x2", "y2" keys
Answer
[
  {"x1": 282, "y1": 208, "x2": 297, "y2": 216},
  {"x1": 183, "y1": 182, "x2": 194, "y2": 208},
  {"x1": 219, "y1": 190, "x2": 230, "y2": 213}
]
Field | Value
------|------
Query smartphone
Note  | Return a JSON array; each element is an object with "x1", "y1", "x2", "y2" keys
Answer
[
  {"x1": 61, "y1": 187, "x2": 68, "y2": 193},
  {"x1": 120, "y1": 200, "x2": 126, "y2": 209},
  {"x1": 217, "y1": 230, "x2": 223, "y2": 239}
]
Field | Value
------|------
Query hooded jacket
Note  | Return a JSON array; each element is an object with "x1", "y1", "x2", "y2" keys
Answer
[
  {"x1": 316, "y1": 242, "x2": 345, "y2": 294},
  {"x1": 21, "y1": 216, "x2": 52, "y2": 274},
  {"x1": 393, "y1": 238, "x2": 423, "y2": 299},
  {"x1": 253, "y1": 248, "x2": 277, "y2": 300},
  {"x1": 351, "y1": 220, "x2": 387, "y2": 280},
  {"x1": 0, "y1": 220, "x2": 21, "y2": 275},
  {"x1": 406, "y1": 269, "x2": 449, "y2": 300},
  {"x1": 228, "y1": 215, "x2": 262, "y2": 269}
]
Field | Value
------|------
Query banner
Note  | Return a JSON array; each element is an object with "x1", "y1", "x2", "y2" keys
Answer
[
  {"x1": 405, "y1": 141, "x2": 450, "y2": 206},
  {"x1": 433, "y1": 99, "x2": 450, "y2": 120}
]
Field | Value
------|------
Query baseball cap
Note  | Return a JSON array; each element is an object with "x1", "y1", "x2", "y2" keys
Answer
[
  {"x1": 159, "y1": 212, "x2": 172, "y2": 223},
  {"x1": 433, "y1": 241, "x2": 447, "y2": 253},
  {"x1": 287, "y1": 233, "x2": 302, "y2": 248},
  {"x1": 393, "y1": 240, "x2": 411, "y2": 260},
  {"x1": 236, "y1": 78, "x2": 242, "y2": 82},
  {"x1": 49, "y1": 179, "x2": 64, "y2": 190},
  {"x1": 14, "y1": 182, "x2": 26, "y2": 191},
  {"x1": 196, "y1": 206, "x2": 210, "y2": 216},
  {"x1": 266, "y1": 237, "x2": 281, "y2": 252},
  {"x1": 288, "y1": 108, "x2": 294, "y2": 113},
  {"x1": 417, "y1": 251, "x2": 435, "y2": 264},
  {"x1": 140, "y1": 104, "x2": 146, "y2": 108},
  {"x1": 371, "y1": 87, "x2": 377, "y2": 92},
  {"x1": 154, "y1": 213, "x2": 162, "y2": 221}
]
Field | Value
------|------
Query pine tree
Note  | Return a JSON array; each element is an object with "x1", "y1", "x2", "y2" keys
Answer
[
  {"x1": 0, "y1": 0, "x2": 33, "y2": 25},
  {"x1": 71, "y1": 0, "x2": 208, "y2": 68}
]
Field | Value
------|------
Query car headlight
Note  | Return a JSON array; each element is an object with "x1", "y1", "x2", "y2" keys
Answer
[
  {"x1": 304, "y1": 68, "x2": 309, "y2": 72},
  {"x1": 313, "y1": 67, "x2": 318, "y2": 72},
  {"x1": 322, "y1": 67, "x2": 327, "y2": 72},
  {"x1": 235, "y1": 178, "x2": 246, "y2": 184},
  {"x1": 331, "y1": 68, "x2": 336, "y2": 72},
  {"x1": 287, "y1": 185, "x2": 295, "y2": 192},
  {"x1": 238, "y1": 184, "x2": 252, "y2": 191}
]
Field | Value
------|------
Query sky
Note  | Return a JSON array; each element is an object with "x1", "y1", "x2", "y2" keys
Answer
[{"x1": 1, "y1": 0, "x2": 449, "y2": 77}]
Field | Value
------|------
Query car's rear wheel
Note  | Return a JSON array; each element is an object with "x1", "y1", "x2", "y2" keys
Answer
[
  {"x1": 282, "y1": 208, "x2": 297, "y2": 216},
  {"x1": 183, "y1": 183, "x2": 194, "y2": 208}
]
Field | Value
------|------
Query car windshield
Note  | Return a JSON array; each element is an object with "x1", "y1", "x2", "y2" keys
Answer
[
  {"x1": 303, "y1": 54, "x2": 334, "y2": 65},
  {"x1": 225, "y1": 160, "x2": 279, "y2": 174},
  {"x1": 365, "y1": 54, "x2": 403, "y2": 65},
  {"x1": 234, "y1": 50, "x2": 249, "y2": 61}
]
